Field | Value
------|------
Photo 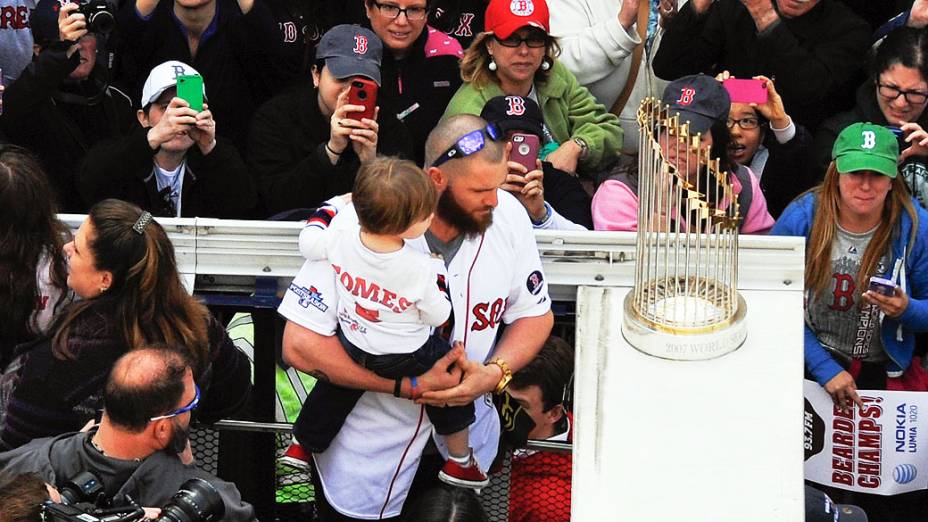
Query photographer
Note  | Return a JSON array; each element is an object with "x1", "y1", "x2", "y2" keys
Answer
[
  {"x1": 0, "y1": 0, "x2": 135, "y2": 212},
  {"x1": 0, "y1": 346, "x2": 255, "y2": 521},
  {"x1": 78, "y1": 60, "x2": 257, "y2": 218}
]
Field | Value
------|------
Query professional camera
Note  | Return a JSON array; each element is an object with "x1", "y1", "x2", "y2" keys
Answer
[
  {"x1": 42, "y1": 475, "x2": 225, "y2": 522},
  {"x1": 76, "y1": 0, "x2": 116, "y2": 34},
  {"x1": 57, "y1": 471, "x2": 106, "y2": 506}
]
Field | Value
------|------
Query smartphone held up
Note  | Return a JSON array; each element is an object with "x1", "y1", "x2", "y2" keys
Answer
[
  {"x1": 723, "y1": 78, "x2": 768, "y2": 105},
  {"x1": 510, "y1": 133, "x2": 540, "y2": 173},
  {"x1": 347, "y1": 78, "x2": 378, "y2": 121}
]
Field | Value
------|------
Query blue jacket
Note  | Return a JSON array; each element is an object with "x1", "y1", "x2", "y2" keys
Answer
[{"x1": 771, "y1": 191, "x2": 928, "y2": 385}]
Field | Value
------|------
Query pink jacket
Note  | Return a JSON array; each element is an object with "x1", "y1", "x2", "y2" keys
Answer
[{"x1": 591, "y1": 165, "x2": 774, "y2": 234}]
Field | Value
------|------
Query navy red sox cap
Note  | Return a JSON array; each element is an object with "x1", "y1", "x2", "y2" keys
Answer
[
  {"x1": 480, "y1": 95, "x2": 545, "y2": 139},
  {"x1": 805, "y1": 486, "x2": 868, "y2": 522},
  {"x1": 661, "y1": 74, "x2": 730, "y2": 135},
  {"x1": 316, "y1": 25, "x2": 383, "y2": 86}
]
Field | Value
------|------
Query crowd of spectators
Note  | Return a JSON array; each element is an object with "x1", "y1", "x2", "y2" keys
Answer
[{"x1": 2, "y1": 0, "x2": 928, "y2": 519}]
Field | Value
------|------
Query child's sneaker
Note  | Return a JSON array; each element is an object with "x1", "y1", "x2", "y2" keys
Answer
[
  {"x1": 278, "y1": 442, "x2": 311, "y2": 471},
  {"x1": 438, "y1": 450, "x2": 489, "y2": 490}
]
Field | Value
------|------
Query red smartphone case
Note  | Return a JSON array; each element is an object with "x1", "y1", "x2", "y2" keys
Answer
[
  {"x1": 347, "y1": 78, "x2": 378, "y2": 121},
  {"x1": 722, "y1": 78, "x2": 768, "y2": 105}
]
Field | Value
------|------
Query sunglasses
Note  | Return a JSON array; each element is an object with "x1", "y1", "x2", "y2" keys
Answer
[
  {"x1": 431, "y1": 124, "x2": 503, "y2": 167},
  {"x1": 150, "y1": 383, "x2": 201, "y2": 421},
  {"x1": 495, "y1": 32, "x2": 548, "y2": 48}
]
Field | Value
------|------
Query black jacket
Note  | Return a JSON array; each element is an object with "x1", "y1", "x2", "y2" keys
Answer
[
  {"x1": 111, "y1": 0, "x2": 283, "y2": 152},
  {"x1": 542, "y1": 162, "x2": 593, "y2": 229},
  {"x1": 378, "y1": 25, "x2": 464, "y2": 165},
  {"x1": 813, "y1": 81, "x2": 928, "y2": 208},
  {"x1": 653, "y1": 0, "x2": 871, "y2": 129},
  {"x1": 247, "y1": 83, "x2": 414, "y2": 215},
  {"x1": 0, "y1": 45, "x2": 135, "y2": 212},
  {"x1": 78, "y1": 125, "x2": 257, "y2": 218},
  {"x1": 752, "y1": 124, "x2": 815, "y2": 219}
]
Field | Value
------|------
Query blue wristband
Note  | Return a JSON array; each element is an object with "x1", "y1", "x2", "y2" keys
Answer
[{"x1": 410, "y1": 376, "x2": 418, "y2": 389}]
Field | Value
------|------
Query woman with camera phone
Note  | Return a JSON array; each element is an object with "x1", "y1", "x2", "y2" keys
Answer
[{"x1": 248, "y1": 25, "x2": 414, "y2": 216}]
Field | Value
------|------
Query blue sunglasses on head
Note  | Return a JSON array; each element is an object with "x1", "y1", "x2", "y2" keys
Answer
[{"x1": 431, "y1": 124, "x2": 503, "y2": 168}]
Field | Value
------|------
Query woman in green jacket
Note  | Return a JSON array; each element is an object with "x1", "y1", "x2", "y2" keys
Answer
[{"x1": 442, "y1": 0, "x2": 623, "y2": 176}]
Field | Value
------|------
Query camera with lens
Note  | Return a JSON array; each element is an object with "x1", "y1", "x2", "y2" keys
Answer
[
  {"x1": 76, "y1": 0, "x2": 116, "y2": 34},
  {"x1": 42, "y1": 473, "x2": 226, "y2": 522}
]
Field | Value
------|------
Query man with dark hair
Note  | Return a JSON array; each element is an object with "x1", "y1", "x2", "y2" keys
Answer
[
  {"x1": 78, "y1": 60, "x2": 257, "y2": 218},
  {"x1": 503, "y1": 335, "x2": 574, "y2": 522},
  {"x1": 480, "y1": 95, "x2": 593, "y2": 230},
  {"x1": 0, "y1": 346, "x2": 255, "y2": 521},
  {"x1": 111, "y1": 0, "x2": 283, "y2": 150},
  {"x1": 0, "y1": 0, "x2": 135, "y2": 212},
  {"x1": 279, "y1": 114, "x2": 553, "y2": 520}
]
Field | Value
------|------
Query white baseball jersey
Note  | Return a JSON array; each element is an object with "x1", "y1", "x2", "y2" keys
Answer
[
  {"x1": 278, "y1": 191, "x2": 551, "y2": 519},
  {"x1": 300, "y1": 218, "x2": 451, "y2": 356}
]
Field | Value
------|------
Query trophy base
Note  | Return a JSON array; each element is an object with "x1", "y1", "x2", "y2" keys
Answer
[{"x1": 622, "y1": 289, "x2": 747, "y2": 361}]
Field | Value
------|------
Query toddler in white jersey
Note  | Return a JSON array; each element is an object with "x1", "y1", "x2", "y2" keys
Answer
[{"x1": 281, "y1": 157, "x2": 487, "y2": 489}]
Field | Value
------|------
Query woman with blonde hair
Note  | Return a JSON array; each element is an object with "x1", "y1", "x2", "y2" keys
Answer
[
  {"x1": 442, "y1": 0, "x2": 622, "y2": 175},
  {"x1": 0, "y1": 199, "x2": 251, "y2": 450},
  {"x1": 772, "y1": 122, "x2": 928, "y2": 519}
]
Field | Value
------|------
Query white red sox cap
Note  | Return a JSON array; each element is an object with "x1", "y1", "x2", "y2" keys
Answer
[{"x1": 141, "y1": 60, "x2": 207, "y2": 108}]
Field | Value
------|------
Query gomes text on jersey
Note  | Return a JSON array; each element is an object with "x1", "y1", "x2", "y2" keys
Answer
[{"x1": 288, "y1": 282, "x2": 329, "y2": 312}]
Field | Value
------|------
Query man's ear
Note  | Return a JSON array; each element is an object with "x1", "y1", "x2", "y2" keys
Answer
[
  {"x1": 544, "y1": 404, "x2": 565, "y2": 426},
  {"x1": 427, "y1": 166, "x2": 449, "y2": 191},
  {"x1": 151, "y1": 418, "x2": 173, "y2": 450},
  {"x1": 137, "y1": 109, "x2": 150, "y2": 128}
]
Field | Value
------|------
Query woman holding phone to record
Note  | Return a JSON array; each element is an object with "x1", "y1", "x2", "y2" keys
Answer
[
  {"x1": 814, "y1": 27, "x2": 928, "y2": 208},
  {"x1": 248, "y1": 25, "x2": 414, "y2": 215},
  {"x1": 773, "y1": 121, "x2": 928, "y2": 522}
]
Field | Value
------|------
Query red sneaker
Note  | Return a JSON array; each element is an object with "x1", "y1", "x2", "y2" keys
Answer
[
  {"x1": 438, "y1": 451, "x2": 489, "y2": 490},
  {"x1": 278, "y1": 442, "x2": 311, "y2": 471}
]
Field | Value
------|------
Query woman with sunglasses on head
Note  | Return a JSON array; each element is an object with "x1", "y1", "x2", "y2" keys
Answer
[
  {"x1": 717, "y1": 72, "x2": 814, "y2": 219},
  {"x1": 814, "y1": 27, "x2": 928, "y2": 208},
  {"x1": 443, "y1": 0, "x2": 622, "y2": 176},
  {"x1": 773, "y1": 123, "x2": 928, "y2": 522},
  {"x1": 0, "y1": 199, "x2": 252, "y2": 451}
]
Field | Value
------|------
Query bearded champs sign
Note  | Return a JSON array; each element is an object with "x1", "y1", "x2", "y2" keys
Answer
[{"x1": 804, "y1": 379, "x2": 928, "y2": 495}]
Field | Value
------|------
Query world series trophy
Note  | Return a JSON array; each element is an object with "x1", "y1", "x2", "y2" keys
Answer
[{"x1": 621, "y1": 97, "x2": 748, "y2": 361}]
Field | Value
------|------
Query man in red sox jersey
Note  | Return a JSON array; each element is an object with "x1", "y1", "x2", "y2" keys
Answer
[{"x1": 279, "y1": 114, "x2": 553, "y2": 521}]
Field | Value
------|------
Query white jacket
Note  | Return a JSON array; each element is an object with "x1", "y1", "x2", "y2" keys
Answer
[{"x1": 549, "y1": 0, "x2": 680, "y2": 153}]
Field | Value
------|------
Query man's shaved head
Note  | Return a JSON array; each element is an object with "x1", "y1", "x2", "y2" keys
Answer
[{"x1": 424, "y1": 114, "x2": 505, "y2": 170}]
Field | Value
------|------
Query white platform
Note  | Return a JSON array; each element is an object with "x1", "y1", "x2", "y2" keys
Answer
[{"x1": 573, "y1": 281, "x2": 805, "y2": 521}]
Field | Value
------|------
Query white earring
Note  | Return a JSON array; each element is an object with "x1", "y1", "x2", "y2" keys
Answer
[
  {"x1": 488, "y1": 59, "x2": 497, "y2": 72},
  {"x1": 540, "y1": 59, "x2": 551, "y2": 71}
]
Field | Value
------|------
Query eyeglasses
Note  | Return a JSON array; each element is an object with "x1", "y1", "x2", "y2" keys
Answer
[
  {"x1": 150, "y1": 384, "x2": 201, "y2": 421},
  {"x1": 431, "y1": 124, "x2": 503, "y2": 167},
  {"x1": 371, "y1": 1, "x2": 428, "y2": 21},
  {"x1": 726, "y1": 117, "x2": 760, "y2": 130},
  {"x1": 495, "y1": 32, "x2": 548, "y2": 48},
  {"x1": 877, "y1": 82, "x2": 928, "y2": 104}
]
